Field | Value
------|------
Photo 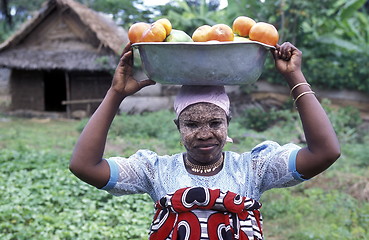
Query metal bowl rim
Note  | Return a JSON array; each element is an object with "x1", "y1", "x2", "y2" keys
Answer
[{"x1": 132, "y1": 41, "x2": 276, "y2": 49}]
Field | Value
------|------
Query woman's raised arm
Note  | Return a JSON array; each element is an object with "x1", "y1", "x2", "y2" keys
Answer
[
  {"x1": 272, "y1": 42, "x2": 341, "y2": 179},
  {"x1": 69, "y1": 43, "x2": 155, "y2": 188}
]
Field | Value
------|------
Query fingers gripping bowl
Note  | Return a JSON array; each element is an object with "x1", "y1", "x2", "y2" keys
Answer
[{"x1": 132, "y1": 41, "x2": 275, "y2": 86}]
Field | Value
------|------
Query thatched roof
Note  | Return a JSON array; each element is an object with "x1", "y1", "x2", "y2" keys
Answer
[
  {"x1": 0, "y1": 49, "x2": 119, "y2": 71},
  {"x1": 0, "y1": 0, "x2": 128, "y2": 71}
]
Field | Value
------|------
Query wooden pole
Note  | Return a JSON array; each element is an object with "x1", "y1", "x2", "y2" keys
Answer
[{"x1": 64, "y1": 71, "x2": 71, "y2": 118}]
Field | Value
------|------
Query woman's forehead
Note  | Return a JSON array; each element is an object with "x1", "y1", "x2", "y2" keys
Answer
[{"x1": 179, "y1": 103, "x2": 227, "y2": 121}]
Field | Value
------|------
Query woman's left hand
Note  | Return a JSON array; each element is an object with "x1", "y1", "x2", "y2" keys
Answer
[
  {"x1": 271, "y1": 43, "x2": 341, "y2": 180},
  {"x1": 271, "y1": 42, "x2": 302, "y2": 78}
]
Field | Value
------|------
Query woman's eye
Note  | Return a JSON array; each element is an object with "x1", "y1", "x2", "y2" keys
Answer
[
  {"x1": 209, "y1": 121, "x2": 222, "y2": 128},
  {"x1": 185, "y1": 122, "x2": 198, "y2": 128}
]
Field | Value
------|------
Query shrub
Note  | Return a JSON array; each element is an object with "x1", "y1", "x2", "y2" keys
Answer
[
  {"x1": 261, "y1": 187, "x2": 369, "y2": 239},
  {"x1": 77, "y1": 110, "x2": 180, "y2": 150},
  {"x1": 321, "y1": 99, "x2": 363, "y2": 143},
  {"x1": 262, "y1": 45, "x2": 369, "y2": 94},
  {"x1": 110, "y1": 110, "x2": 183, "y2": 154},
  {"x1": 0, "y1": 148, "x2": 153, "y2": 240},
  {"x1": 236, "y1": 106, "x2": 296, "y2": 132},
  {"x1": 235, "y1": 98, "x2": 363, "y2": 144},
  {"x1": 110, "y1": 110, "x2": 177, "y2": 138}
]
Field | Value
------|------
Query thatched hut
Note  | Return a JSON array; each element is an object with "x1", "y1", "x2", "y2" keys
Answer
[{"x1": 0, "y1": 0, "x2": 128, "y2": 117}]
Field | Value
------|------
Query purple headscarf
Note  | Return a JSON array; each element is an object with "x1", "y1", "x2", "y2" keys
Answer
[
  {"x1": 173, "y1": 85, "x2": 232, "y2": 142},
  {"x1": 174, "y1": 85, "x2": 230, "y2": 117}
]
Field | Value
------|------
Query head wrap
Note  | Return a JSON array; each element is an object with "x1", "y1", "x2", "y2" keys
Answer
[
  {"x1": 174, "y1": 85, "x2": 230, "y2": 118},
  {"x1": 174, "y1": 85, "x2": 233, "y2": 143}
]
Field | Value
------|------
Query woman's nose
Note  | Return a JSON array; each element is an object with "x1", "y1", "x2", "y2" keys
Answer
[{"x1": 196, "y1": 126, "x2": 213, "y2": 139}]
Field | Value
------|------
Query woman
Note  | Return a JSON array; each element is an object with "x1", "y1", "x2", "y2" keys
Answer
[{"x1": 69, "y1": 42, "x2": 340, "y2": 239}]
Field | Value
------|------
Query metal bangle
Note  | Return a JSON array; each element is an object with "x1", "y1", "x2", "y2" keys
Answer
[
  {"x1": 290, "y1": 82, "x2": 311, "y2": 96},
  {"x1": 294, "y1": 91, "x2": 315, "y2": 106}
]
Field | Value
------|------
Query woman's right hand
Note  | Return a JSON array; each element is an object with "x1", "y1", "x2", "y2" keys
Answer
[{"x1": 111, "y1": 43, "x2": 156, "y2": 97}]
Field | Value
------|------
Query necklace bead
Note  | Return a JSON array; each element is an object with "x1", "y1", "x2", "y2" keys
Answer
[{"x1": 185, "y1": 154, "x2": 224, "y2": 174}]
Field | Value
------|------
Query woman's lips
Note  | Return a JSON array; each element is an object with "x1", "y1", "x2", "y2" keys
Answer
[{"x1": 195, "y1": 143, "x2": 218, "y2": 151}]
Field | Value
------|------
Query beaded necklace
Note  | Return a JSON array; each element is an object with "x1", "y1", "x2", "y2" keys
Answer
[{"x1": 185, "y1": 154, "x2": 224, "y2": 174}]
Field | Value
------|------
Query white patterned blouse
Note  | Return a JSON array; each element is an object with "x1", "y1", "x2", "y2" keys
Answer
[{"x1": 101, "y1": 140, "x2": 307, "y2": 202}]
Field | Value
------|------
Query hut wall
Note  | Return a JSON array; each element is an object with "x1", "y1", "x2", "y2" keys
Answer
[
  {"x1": 10, "y1": 70, "x2": 44, "y2": 111},
  {"x1": 69, "y1": 71, "x2": 111, "y2": 112}
]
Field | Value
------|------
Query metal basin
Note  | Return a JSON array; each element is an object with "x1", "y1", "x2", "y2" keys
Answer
[{"x1": 132, "y1": 41, "x2": 274, "y2": 85}]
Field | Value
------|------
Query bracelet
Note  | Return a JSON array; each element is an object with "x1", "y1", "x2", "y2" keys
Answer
[
  {"x1": 294, "y1": 91, "x2": 315, "y2": 106},
  {"x1": 290, "y1": 82, "x2": 311, "y2": 96}
]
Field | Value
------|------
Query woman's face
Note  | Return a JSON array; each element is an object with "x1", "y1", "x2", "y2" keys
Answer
[{"x1": 178, "y1": 102, "x2": 228, "y2": 164}]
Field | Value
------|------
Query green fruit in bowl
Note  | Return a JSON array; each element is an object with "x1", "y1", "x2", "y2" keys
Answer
[
  {"x1": 165, "y1": 29, "x2": 193, "y2": 42},
  {"x1": 233, "y1": 36, "x2": 251, "y2": 42}
]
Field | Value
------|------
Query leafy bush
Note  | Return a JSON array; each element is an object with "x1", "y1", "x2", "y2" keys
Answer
[
  {"x1": 304, "y1": 47, "x2": 369, "y2": 93},
  {"x1": 110, "y1": 110, "x2": 177, "y2": 139},
  {"x1": 110, "y1": 110, "x2": 183, "y2": 152},
  {"x1": 78, "y1": 110, "x2": 177, "y2": 139},
  {"x1": 341, "y1": 143, "x2": 369, "y2": 169},
  {"x1": 237, "y1": 107, "x2": 279, "y2": 132},
  {"x1": 261, "y1": 187, "x2": 369, "y2": 239},
  {"x1": 77, "y1": 110, "x2": 184, "y2": 155},
  {"x1": 236, "y1": 105, "x2": 297, "y2": 132},
  {"x1": 321, "y1": 99, "x2": 363, "y2": 143},
  {"x1": 0, "y1": 148, "x2": 153, "y2": 240},
  {"x1": 262, "y1": 45, "x2": 369, "y2": 94},
  {"x1": 235, "y1": 99, "x2": 363, "y2": 144}
]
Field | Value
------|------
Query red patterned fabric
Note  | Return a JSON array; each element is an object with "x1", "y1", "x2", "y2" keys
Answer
[{"x1": 149, "y1": 187, "x2": 263, "y2": 240}]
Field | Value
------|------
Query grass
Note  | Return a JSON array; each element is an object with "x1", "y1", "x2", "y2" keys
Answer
[{"x1": 1, "y1": 109, "x2": 368, "y2": 239}]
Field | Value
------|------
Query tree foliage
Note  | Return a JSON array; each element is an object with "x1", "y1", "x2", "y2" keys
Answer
[
  {"x1": 1, "y1": 0, "x2": 369, "y2": 93},
  {"x1": 157, "y1": 0, "x2": 369, "y2": 93},
  {"x1": 153, "y1": 0, "x2": 225, "y2": 35},
  {"x1": 260, "y1": 0, "x2": 369, "y2": 93},
  {"x1": 0, "y1": 0, "x2": 153, "y2": 42},
  {"x1": 83, "y1": 0, "x2": 153, "y2": 29},
  {"x1": 0, "y1": 0, "x2": 45, "y2": 42}
]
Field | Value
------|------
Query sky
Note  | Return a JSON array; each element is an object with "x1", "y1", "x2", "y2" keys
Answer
[
  {"x1": 142, "y1": 0, "x2": 171, "y2": 6},
  {"x1": 142, "y1": 0, "x2": 229, "y2": 9}
]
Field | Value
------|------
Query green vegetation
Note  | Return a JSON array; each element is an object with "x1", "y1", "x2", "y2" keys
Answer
[
  {"x1": 2, "y1": 1, "x2": 368, "y2": 238},
  {"x1": 2, "y1": 0, "x2": 369, "y2": 93},
  {"x1": 158, "y1": 0, "x2": 369, "y2": 93},
  {"x1": 1, "y1": 105, "x2": 368, "y2": 239},
  {"x1": 0, "y1": 118, "x2": 154, "y2": 239}
]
